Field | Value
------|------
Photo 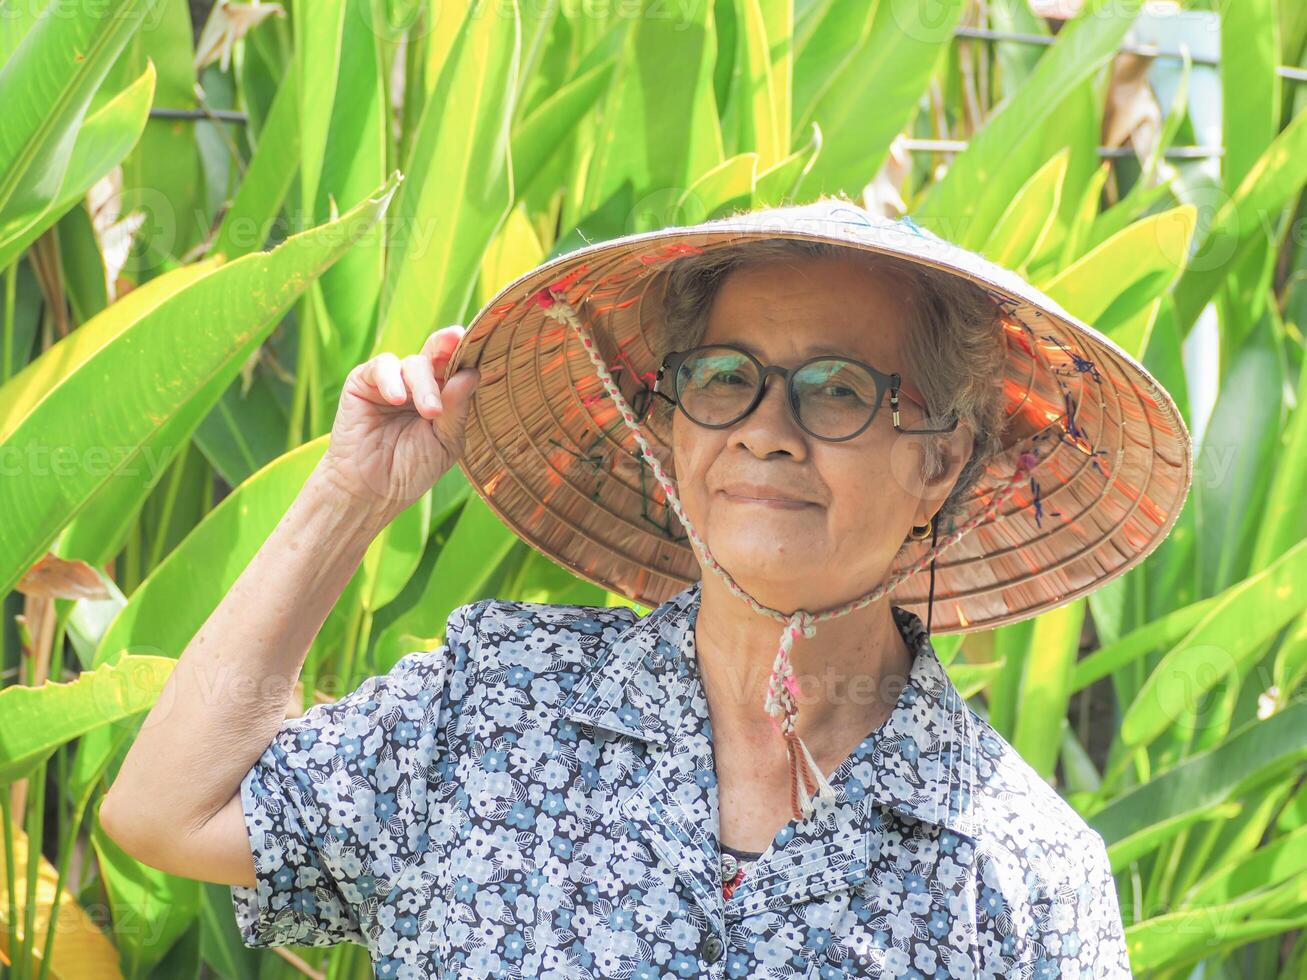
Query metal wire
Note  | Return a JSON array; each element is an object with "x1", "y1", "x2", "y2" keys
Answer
[
  {"x1": 955, "y1": 25, "x2": 1307, "y2": 84},
  {"x1": 145, "y1": 23, "x2": 1304, "y2": 147}
]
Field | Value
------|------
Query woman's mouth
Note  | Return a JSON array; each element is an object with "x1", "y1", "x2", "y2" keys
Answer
[{"x1": 718, "y1": 484, "x2": 816, "y2": 510}]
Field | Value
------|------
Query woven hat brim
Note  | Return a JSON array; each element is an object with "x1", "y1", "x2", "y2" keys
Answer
[{"x1": 452, "y1": 207, "x2": 1193, "y2": 633}]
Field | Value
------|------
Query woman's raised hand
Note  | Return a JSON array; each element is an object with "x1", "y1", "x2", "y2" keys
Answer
[{"x1": 318, "y1": 325, "x2": 480, "y2": 521}]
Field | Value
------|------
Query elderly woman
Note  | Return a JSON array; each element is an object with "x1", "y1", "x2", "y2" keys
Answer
[{"x1": 103, "y1": 197, "x2": 1188, "y2": 978}]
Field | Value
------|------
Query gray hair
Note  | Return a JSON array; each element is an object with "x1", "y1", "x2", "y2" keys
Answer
[{"x1": 654, "y1": 235, "x2": 1008, "y2": 540}]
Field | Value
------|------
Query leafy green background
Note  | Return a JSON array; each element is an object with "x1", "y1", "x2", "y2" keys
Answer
[{"x1": 2, "y1": 0, "x2": 1306, "y2": 976}]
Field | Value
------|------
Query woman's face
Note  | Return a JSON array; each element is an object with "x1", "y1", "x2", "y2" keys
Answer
[{"x1": 669, "y1": 256, "x2": 975, "y2": 611}]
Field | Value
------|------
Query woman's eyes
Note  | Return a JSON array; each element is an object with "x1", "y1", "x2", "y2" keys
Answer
[{"x1": 710, "y1": 371, "x2": 748, "y2": 385}]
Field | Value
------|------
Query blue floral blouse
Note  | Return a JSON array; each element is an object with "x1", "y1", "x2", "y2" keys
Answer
[{"x1": 231, "y1": 582, "x2": 1133, "y2": 977}]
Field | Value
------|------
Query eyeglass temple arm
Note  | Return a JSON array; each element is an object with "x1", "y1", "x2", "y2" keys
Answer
[{"x1": 890, "y1": 383, "x2": 959, "y2": 434}]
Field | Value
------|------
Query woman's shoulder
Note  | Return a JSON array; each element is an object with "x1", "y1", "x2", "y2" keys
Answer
[
  {"x1": 445, "y1": 596, "x2": 643, "y2": 686},
  {"x1": 958, "y1": 705, "x2": 1113, "y2": 888}
]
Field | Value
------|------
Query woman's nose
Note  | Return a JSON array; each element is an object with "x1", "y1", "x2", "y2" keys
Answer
[{"x1": 728, "y1": 375, "x2": 809, "y2": 459}]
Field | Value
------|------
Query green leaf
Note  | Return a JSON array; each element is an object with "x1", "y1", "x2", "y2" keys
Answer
[
  {"x1": 92, "y1": 440, "x2": 328, "y2": 669},
  {"x1": 511, "y1": 58, "x2": 615, "y2": 203},
  {"x1": 0, "y1": 60, "x2": 156, "y2": 272},
  {"x1": 979, "y1": 149, "x2": 1069, "y2": 271},
  {"x1": 1011, "y1": 599, "x2": 1085, "y2": 779},
  {"x1": 756, "y1": 121, "x2": 820, "y2": 206},
  {"x1": 0, "y1": 0, "x2": 155, "y2": 223},
  {"x1": 721, "y1": 0, "x2": 791, "y2": 169},
  {"x1": 916, "y1": 0, "x2": 1142, "y2": 234},
  {"x1": 797, "y1": 0, "x2": 964, "y2": 199},
  {"x1": 0, "y1": 171, "x2": 401, "y2": 596},
  {"x1": 1041, "y1": 205, "x2": 1196, "y2": 327},
  {"x1": 1172, "y1": 105, "x2": 1307, "y2": 334},
  {"x1": 1119, "y1": 538, "x2": 1307, "y2": 748},
  {"x1": 374, "y1": 0, "x2": 519, "y2": 356},
  {"x1": 1094, "y1": 699, "x2": 1307, "y2": 862},
  {"x1": 678, "y1": 152, "x2": 758, "y2": 222},
  {"x1": 0, "y1": 654, "x2": 173, "y2": 784},
  {"x1": 91, "y1": 817, "x2": 200, "y2": 977},
  {"x1": 580, "y1": 0, "x2": 723, "y2": 226},
  {"x1": 372, "y1": 492, "x2": 518, "y2": 664}
]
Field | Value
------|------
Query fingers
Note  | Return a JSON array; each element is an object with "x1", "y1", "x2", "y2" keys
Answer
[
  {"x1": 421, "y1": 324, "x2": 467, "y2": 384},
  {"x1": 356, "y1": 352, "x2": 407, "y2": 405},
  {"x1": 431, "y1": 367, "x2": 480, "y2": 448},
  {"x1": 397, "y1": 354, "x2": 440, "y2": 417},
  {"x1": 350, "y1": 327, "x2": 477, "y2": 423}
]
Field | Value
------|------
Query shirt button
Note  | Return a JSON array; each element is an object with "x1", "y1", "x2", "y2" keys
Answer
[
  {"x1": 700, "y1": 934, "x2": 725, "y2": 963},
  {"x1": 720, "y1": 852, "x2": 739, "y2": 884}
]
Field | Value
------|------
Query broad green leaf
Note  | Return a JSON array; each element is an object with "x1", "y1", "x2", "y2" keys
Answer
[
  {"x1": 372, "y1": 492, "x2": 518, "y2": 664},
  {"x1": 294, "y1": 0, "x2": 345, "y2": 226},
  {"x1": 1119, "y1": 537, "x2": 1307, "y2": 748},
  {"x1": 1094, "y1": 699, "x2": 1307, "y2": 861},
  {"x1": 979, "y1": 149, "x2": 1068, "y2": 271},
  {"x1": 362, "y1": 493, "x2": 431, "y2": 613},
  {"x1": 0, "y1": 171, "x2": 401, "y2": 596},
  {"x1": 116, "y1": 0, "x2": 207, "y2": 261},
  {"x1": 1025, "y1": 160, "x2": 1109, "y2": 283},
  {"x1": 0, "y1": 655, "x2": 173, "y2": 784},
  {"x1": 0, "y1": 60, "x2": 156, "y2": 272},
  {"x1": 946, "y1": 660, "x2": 1005, "y2": 701},
  {"x1": 916, "y1": 0, "x2": 1141, "y2": 235},
  {"x1": 678, "y1": 153, "x2": 758, "y2": 222},
  {"x1": 0, "y1": 0, "x2": 50, "y2": 67},
  {"x1": 580, "y1": 0, "x2": 723, "y2": 226},
  {"x1": 1185, "y1": 824, "x2": 1307, "y2": 907},
  {"x1": 90, "y1": 818, "x2": 200, "y2": 977},
  {"x1": 1192, "y1": 329, "x2": 1283, "y2": 596},
  {"x1": 511, "y1": 58, "x2": 615, "y2": 203},
  {"x1": 757, "y1": 121, "x2": 820, "y2": 206},
  {"x1": 316, "y1": 0, "x2": 389, "y2": 384},
  {"x1": 211, "y1": 64, "x2": 301, "y2": 259},
  {"x1": 478, "y1": 204, "x2": 546, "y2": 310},
  {"x1": 1012, "y1": 599, "x2": 1085, "y2": 778},
  {"x1": 0, "y1": 0, "x2": 155, "y2": 223},
  {"x1": 1042, "y1": 205, "x2": 1196, "y2": 327},
  {"x1": 374, "y1": 0, "x2": 519, "y2": 356},
  {"x1": 0, "y1": 258, "x2": 222, "y2": 439},
  {"x1": 1125, "y1": 884, "x2": 1307, "y2": 972},
  {"x1": 721, "y1": 0, "x2": 791, "y2": 170},
  {"x1": 92, "y1": 440, "x2": 328, "y2": 668},
  {"x1": 797, "y1": 0, "x2": 963, "y2": 199},
  {"x1": 1222, "y1": 0, "x2": 1280, "y2": 196},
  {"x1": 1172, "y1": 106, "x2": 1307, "y2": 334},
  {"x1": 791, "y1": 0, "x2": 874, "y2": 143},
  {"x1": 1249, "y1": 329, "x2": 1307, "y2": 570}
]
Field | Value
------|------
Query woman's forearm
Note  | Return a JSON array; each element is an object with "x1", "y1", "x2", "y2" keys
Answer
[{"x1": 100, "y1": 459, "x2": 391, "y2": 849}]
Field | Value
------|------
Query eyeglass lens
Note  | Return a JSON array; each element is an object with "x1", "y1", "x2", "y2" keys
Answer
[{"x1": 674, "y1": 347, "x2": 883, "y2": 440}]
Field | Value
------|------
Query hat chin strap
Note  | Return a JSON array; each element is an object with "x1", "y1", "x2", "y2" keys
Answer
[{"x1": 535, "y1": 286, "x2": 1038, "y2": 822}]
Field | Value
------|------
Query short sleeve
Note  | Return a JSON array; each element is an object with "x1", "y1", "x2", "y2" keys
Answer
[{"x1": 230, "y1": 601, "x2": 484, "y2": 948}]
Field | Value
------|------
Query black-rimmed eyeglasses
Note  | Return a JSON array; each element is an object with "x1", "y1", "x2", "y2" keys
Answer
[{"x1": 649, "y1": 344, "x2": 958, "y2": 442}]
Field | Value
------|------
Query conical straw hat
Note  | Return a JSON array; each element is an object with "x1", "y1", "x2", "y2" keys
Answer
[{"x1": 451, "y1": 197, "x2": 1193, "y2": 633}]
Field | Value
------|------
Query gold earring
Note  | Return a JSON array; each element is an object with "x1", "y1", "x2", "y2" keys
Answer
[{"x1": 908, "y1": 516, "x2": 933, "y2": 540}]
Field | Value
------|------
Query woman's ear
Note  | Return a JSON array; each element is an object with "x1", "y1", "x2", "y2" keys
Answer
[{"x1": 913, "y1": 422, "x2": 973, "y2": 524}]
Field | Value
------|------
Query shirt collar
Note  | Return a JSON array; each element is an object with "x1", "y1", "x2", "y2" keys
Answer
[{"x1": 555, "y1": 581, "x2": 979, "y2": 835}]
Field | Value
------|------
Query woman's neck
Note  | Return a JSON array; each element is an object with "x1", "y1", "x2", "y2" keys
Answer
[{"x1": 691, "y1": 575, "x2": 914, "y2": 749}]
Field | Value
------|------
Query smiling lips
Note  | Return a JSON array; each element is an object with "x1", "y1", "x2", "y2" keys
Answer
[{"x1": 718, "y1": 483, "x2": 817, "y2": 509}]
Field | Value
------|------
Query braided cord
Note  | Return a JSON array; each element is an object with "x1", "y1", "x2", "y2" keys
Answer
[{"x1": 535, "y1": 286, "x2": 1036, "y2": 819}]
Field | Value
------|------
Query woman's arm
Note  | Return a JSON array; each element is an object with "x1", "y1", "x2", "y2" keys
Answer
[
  {"x1": 99, "y1": 324, "x2": 479, "y2": 887},
  {"x1": 98, "y1": 462, "x2": 390, "y2": 884}
]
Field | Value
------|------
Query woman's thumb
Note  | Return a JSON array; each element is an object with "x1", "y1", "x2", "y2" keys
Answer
[{"x1": 433, "y1": 367, "x2": 480, "y2": 448}]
